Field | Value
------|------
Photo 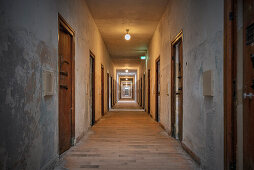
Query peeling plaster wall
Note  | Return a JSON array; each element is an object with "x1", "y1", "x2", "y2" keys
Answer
[
  {"x1": 147, "y1": 0, "x2": 224, "y2": 169},
  {"x1": 0, "y1": 0, "x2": 113, "y2": 169}
]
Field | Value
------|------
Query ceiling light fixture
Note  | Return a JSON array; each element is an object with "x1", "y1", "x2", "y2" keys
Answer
[
  {"x1": 126, "y1": 78, "x2": 128, "y2": 80},
  {"x1": 125, "y1": 69, "x2": 128, "y2": 73},
  {"x1": 125, "y1": 29, "x2": 131, "y2": 40}
]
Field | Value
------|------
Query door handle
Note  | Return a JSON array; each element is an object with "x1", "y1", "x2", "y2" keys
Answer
[{"x1": 243, "y1": 93, "x2": 254, "y2": 99}]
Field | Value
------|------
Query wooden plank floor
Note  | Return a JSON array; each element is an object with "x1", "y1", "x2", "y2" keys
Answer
[{"x1": 55, "y1": 107, "x2": 198, "y2": 170}]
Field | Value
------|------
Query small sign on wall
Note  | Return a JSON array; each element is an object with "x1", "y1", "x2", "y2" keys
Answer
[
  {"x1": 203, "y1": 70, "x2": 214, "y2": 96},
  {"x1": 42, "y1": 70, "x2": 54, "y2": 96}
]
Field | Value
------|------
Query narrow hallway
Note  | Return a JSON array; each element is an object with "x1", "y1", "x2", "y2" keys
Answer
[
  {"x1": 56, "y1": 106, "x2": 197, "y2": 170},
  {"x1": 1, "y1": 0, "x2": 253, "y2": 169}
]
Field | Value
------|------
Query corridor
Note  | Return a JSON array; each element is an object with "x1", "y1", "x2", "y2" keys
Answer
[
  {"x1": 0, "y1": 0, "x2": 253, "y2": 170},
  {"x1": 56, "y1": 102, "x2": 197, "y2": 170}
]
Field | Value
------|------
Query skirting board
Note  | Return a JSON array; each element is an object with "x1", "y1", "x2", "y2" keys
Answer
[{"x1": 181, "y1": 142, "x2": 201, "y2": 165}]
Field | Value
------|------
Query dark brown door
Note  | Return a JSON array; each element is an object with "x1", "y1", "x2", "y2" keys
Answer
[
  {"x1": 107, "y1": 73, "x2": 109, "y2": 111},
  {"x1": 148, "y1": 69, "x2": 151, "y2": 114},
  {"x1": 111, "y1": 76, "x2": 113, "y2": 108},
  {"x1": 90, "y1": 55, "x2": 95, "y2": 126},
  {"x1": 243, "y1": 1, "x2": 254, "y2": 169},
  {"x1": 140, "y1": 77, "x2": 142, "y2": 106},
  {"x1": 171, "y1": 33, "x2": 183, "y2": 141},
  {"x1": 143, "y1": 74, "x2": 145, "y2": 109},
  {"x1": 101, "y1": 65, "x2": 104, "y2": 116},
  {"x1": 58, "y1": 20, "x2": 74, "y2": 154},
  {"x1": 156, "y1": 58, "x2": 160, "y2": 122}
]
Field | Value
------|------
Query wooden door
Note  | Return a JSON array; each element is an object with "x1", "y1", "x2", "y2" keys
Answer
[
  {"x1": 156, "y1": 58, "x2": 160, "y2": 122},
  {"x1": 107, "y1": 73, "x2": 109, "y2": 111},
  {"x1": 243, "y1": 1, "x2": 254, "y2": 169},
  {"x1": 111, "y1": 76, "x2": 113, "y2": 108},
  {"x1": 90, "y1": 54, "x2": 95, "y2": 126},
  {"x1": 171, "y1": 32, "x2": 183, "y2": 141},
  {"x1": 148, "y1": 69, "x2": 151, "y2": 114},
  {"x1": 101, "y1": 65, "x2": 104, "y2": 116},
  {"x1": 58, "y1": 17, "x2": 74, "y2": 154},
  {"x1": 143, "y1": 74, "x2": 145, "y2": 109},
  {"x1": 140, "y1": 77, "x2": 142, "y2": 106}
]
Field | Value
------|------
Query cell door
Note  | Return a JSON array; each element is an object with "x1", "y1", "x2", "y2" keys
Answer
[
  {"x1": 58, "y1": 18, "x2": 74, "y2": 154},
  {"x1": 171, "y1": 33, "x2": 183, "y2": 141},
  {"x1": 140, "y1": 77, "x2": 142, "y2": 106},
  {"x1": 243, "y1": 0, "x2": 254, "y2": 169},
  {"x1": 107, "y1": 73, "x2": 109, "y2": 111},
  {"x1": 101, "y1": 65, "x2": 104, "y2": 116},
  {"x1": 90, "y1": 55, "x2": 95, "y2": 126},
  {"x1": 156, "y1": 58, "x2": 160, "y2": 122},
  {"x1": 148, "y1": 69, "x2": 151, "y2": 114},
  {"x1": 143, "y1": 74, "x2": 145, "y2": 109}
]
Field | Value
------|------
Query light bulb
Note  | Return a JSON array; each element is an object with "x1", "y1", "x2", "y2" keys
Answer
[
  {"x1": 125, "y1": 70, "x2": 128, "y2": 73},
  {"x1": 125, "y1": 33, "x2": 131, "y2": 40}
]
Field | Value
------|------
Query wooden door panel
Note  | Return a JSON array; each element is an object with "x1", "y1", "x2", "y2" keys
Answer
[
  {"x1": 243, "y1": 0, "x2": 254, "y2": 169},
  {"x1": 59, "y1": 25, "x2": 73, "y2": 154},
  {"x1": 171, "y1": 32, "x2": 183, "y2": 141},
  {"x1": 156, "y1": 58, "x2": 160, "y2": 122},
  {"x1": 101, "y1": 65, "x2": 104, "y2": 116},
  {"x1": 148, "y1": 70, "x2": 151, "y2": 114}
]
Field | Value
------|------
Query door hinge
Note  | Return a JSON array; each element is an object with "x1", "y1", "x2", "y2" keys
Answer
[{"x1": 229, "y1": 12, "x2": 234, "y2": 21}]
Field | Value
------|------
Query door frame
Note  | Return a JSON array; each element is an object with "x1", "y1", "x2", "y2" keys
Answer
[
  {"x1": 224, "y1": 0, "x2": 237, "y2": 169},
  {"x1": 101, "y1": 64, "x2": 104, "y2": 116},
  {"x1": 58, "y1": 14, "x2": 75, "y2": 153},
  {"x1": 90, "y1": 51, "x2": 96, "y2": 126},
  {"x1": 155, "y1": 56, "x2": 160, "y2": 122},
  {"x1": 170, "y1": 31, "x2": 183, "y2": 141},
  {"x1": 148, "y1": 69, "x2": 151, "y2": 114}
]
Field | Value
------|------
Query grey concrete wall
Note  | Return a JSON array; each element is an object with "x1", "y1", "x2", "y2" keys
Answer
[
  {"x1": 0, "y1": 0, "x2": 113, "y2": 169},
  {"x1": 147, "y1": 0, "x2": 224, "y2": 169}
]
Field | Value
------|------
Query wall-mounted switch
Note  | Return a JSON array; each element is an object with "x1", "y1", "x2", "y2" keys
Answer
[
  {"x1": 203, "y1": 70, "x2": 214, "y2": 96},
  {"x1": 43, "y1": 70, "x2": 54, "y2": 96}
]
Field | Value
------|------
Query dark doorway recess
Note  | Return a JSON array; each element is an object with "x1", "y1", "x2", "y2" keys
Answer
[
  {"x1": 90, "y1": 52, "x2": 95, "y2": 126},
  {"x1": 58, "y1": 14, "x2": 75, "y2": 155},
  {"x1": 243, "y1": 0, "x2": 254, "y2": 169},
  {"x1": 171, "y1": 31, "x2": 183, "y2": 141},
  {"x1": 155, "y1": 57, "x2": 160, "y2": 122},
  {"x1": 101, "y1": 65, "x2": 104, "y2": 116},
  {"x1": 148, "y1": 69, "x2": 151, "y2": 114}
]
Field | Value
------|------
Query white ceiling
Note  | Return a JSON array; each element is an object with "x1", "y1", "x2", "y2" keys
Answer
[{"x1": 86, "y1": 0, "x2": 169, "y2": 59}]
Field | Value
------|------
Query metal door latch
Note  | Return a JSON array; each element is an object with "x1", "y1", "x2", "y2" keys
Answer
[{"x1": 244, "y1": 93, "x2": 254, "y2": 99}]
